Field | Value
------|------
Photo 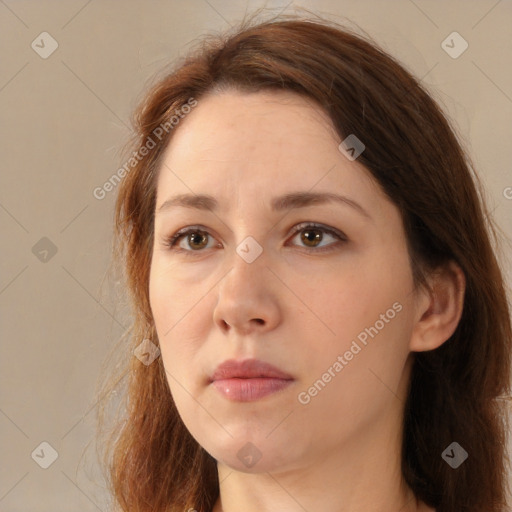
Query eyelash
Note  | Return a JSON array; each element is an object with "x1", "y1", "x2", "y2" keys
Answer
[{"x1": 162, "y1": 222, "x2": 347, "y2": 256}]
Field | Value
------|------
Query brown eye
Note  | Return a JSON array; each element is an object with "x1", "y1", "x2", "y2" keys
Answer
[
  {"x1": 300, "y1": 228, "x2": 324, "y2": 247},
  {"x1": 166, "y1": 228, "x2": 215, "y2": 252},
  {"x1": 186, "y1": 231, "x2": 209, "y2": 250},
  {"x1": 289, "y1": 223, "x2": 346, "y2": 252}
]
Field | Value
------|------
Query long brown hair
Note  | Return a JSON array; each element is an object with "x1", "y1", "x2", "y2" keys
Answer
[{"x1": 96, "y1": 11, "x2": 512, "y2": 512}]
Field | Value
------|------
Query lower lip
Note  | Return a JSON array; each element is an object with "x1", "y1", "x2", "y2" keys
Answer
[{"x1": 212, "y1": 378, "x2": 293, "y2": 402}]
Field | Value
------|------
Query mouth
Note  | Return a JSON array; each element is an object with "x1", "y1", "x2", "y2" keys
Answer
[{"x1": 209, "y1": 358, "x2": 294, "y2": 402}]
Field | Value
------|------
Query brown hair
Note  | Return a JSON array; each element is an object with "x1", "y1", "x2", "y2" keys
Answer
[{"x1": 96, "y1": 11, "x2": 512, "y2": 512}]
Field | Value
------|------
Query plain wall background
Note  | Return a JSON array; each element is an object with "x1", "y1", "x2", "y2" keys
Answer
[{"x1": 1, "y1": 1, "x2": 511, "y2": 510}]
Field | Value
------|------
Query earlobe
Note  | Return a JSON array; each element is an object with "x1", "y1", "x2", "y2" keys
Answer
[{"x1": 409, "y1": 261, "x2": 466, "y2": 352}]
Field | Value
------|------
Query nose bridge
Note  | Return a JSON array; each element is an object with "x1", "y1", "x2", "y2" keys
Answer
[
  {"x1": 224, "y1": 234, "x2": 269, "y2": 295},
  {"x1": 213, "y1": 235, "x2": 280, "y2": 333}
]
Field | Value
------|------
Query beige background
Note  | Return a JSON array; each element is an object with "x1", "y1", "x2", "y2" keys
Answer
[{"x1": 1, "y1": 0, "x2": 511, "y2": 510}]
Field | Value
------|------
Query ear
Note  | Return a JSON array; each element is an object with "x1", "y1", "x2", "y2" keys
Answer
[{"x1": 409, "y1": 260, "x2": 466, "y2": 352}]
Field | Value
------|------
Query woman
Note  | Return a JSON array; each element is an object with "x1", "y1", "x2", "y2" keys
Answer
[{"x1": 97, "y1": 12, "x2": 512, "y2": 512}]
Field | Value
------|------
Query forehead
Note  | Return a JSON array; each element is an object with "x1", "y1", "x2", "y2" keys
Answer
[
  {"x1": 163, "y1": 90, "x2": 337, "y2": 160},
  {"x1": 155, "y1": 90, "x2": 384, "y2": 217}
]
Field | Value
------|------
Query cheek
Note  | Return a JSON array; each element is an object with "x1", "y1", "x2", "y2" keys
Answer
[
  {"x1": 295, "y1": 254, "x2": 414, "y2": 387},
  {"x1": 294, "y1": 307, "x2": 413, "y2": 441},
  {"x1": 296, "y1": 261, "x2": 395, "y2": 339},
  {"x1": 149, "y1": 257, "x2": 207, "y2": 328},
  {"x1": 149, "y1": 264, "x2": 202, "y2": 378}
]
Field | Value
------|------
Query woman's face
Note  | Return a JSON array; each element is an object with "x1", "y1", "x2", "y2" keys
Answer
[{"x1": 149, "y1": 90, "x2": 421, "y2": 473}]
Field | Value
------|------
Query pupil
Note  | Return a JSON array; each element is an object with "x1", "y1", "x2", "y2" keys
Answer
[
  {"x1": 303, "y1": 229, "x2": 321, "y2": 246},
  {"x1": 190, "y1": 233, "x2": 206, "y2": 249}
]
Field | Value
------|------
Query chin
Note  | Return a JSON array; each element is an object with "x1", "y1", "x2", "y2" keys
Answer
[{"x1": 209, "y1": 436, "x2": 303, "y2": 475}]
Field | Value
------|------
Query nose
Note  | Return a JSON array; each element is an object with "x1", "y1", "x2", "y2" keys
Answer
[{"x1": 213, "y1": 247, "x2": 281, "y2": 336}]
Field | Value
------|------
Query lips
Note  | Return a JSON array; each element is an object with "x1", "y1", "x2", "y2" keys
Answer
[
  {"x1": 209, "y1": 358, "x2": 294, "y2": 402},
  {"x1": 210, "y1": 358, "x2": 293, "y2": 381}
]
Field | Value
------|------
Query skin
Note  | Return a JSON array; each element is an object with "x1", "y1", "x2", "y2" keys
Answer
[{"x1": 149, "y1": 90, "x2": 465, "y2": 512}]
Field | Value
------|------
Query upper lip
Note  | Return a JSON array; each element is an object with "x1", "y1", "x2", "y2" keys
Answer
[{"x1": 210, "y1": 358, "x2": 294, "y2": 381}]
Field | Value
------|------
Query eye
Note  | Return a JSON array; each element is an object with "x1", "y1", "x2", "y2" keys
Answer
[
  {"x1": 163, "y1": 222, "x2": 347, "y2": 255},
  {"x1": 165, "y1": 226, "x2": 217, "y2": 253},
  {"x1": 288, "y1": 222, "x2": 347, "y2": 252}
]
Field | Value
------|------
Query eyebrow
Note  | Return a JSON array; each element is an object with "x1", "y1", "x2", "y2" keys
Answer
[{"x1": 156, "y1": 191, "x2": 371, "y2": 220}]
